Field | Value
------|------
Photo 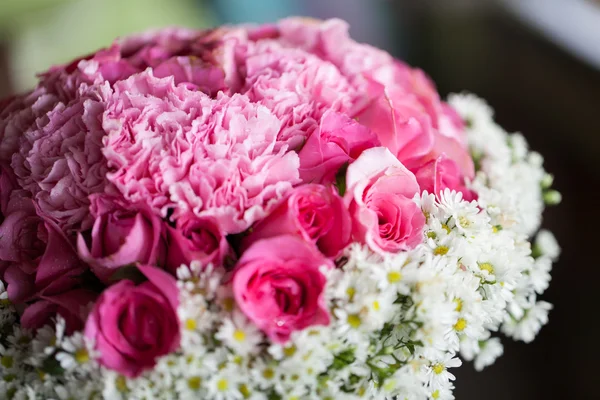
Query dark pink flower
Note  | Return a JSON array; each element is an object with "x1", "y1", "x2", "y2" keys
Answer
[
  {"x1": 85, "y1": 265, "x2": 180, "y2": 377},
  {"x1": 242, "y1": 184, "x2": 352, "y2": 258},
  {"x1": 77, "y1": 195, "x2": 166, "y2": 283},
  {"x1": 166, "y1": 214, "x2": 231, "y2": 273},
  {"x1": 233, "y1": 235, "x2": 332, "y2": 343}
]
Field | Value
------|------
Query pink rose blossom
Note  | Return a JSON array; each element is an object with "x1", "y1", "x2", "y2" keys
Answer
[
  {"x1": 346, "y1": 147, "x2": 425, "y2": 254},
  {"x1": 21, "y1": 289, "x2": 97, "y2": 334},
  {"x1": 85, "y1": 265, "x2": 180, "y2": 378},
  {"x1": 77, "y1": 195, "x2": 167, "y2": 283},
  {"x1": 298, "y1": 110, "x2": 380, "y2": 184},
  {"x1": 233, "y1": 235, "x2": 332, "y2": 343},
  {"x1": 413, "y1": 155, "x2": 477, "y2": 202},
  {"x1": 166, "y1": 214, "x2": 231, "y2": 273},
  {"x1": 242, "y1": 184, "x2": 352, "y2": 258},
  {"x1": 102, "y1": 71, "x2": 300, "y2": 233},
  {"x1": 0, "y1": 199, "x2": 87, "y2": 303}
]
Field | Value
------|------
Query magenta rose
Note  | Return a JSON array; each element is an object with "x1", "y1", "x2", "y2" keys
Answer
[
  {"x1": 166, "y1": 214, "x2": 231, "y2": 273},
  {"x1": 21, "y1": 289, "x2": 97, "y2": 334},
  {"x1": 298, "y1": 110, "x2": 380, "y2": 184},
  {"x1": 242, "y1": 184, "x2": 352, "y2": 258},
  {"x1": 0, "y1": 201, "x2": 87, "y2": 303},
  {"x1": 85, "y1": 265, "x2": 180, "y2": 378},
  {"x1": 77, "y1": 195, "x2": 166, "y2": 283},
  {"x1": 346, "y1": 147, "x2": 425, "y2": 254},
  {"x1": 233, "y1": 235, "x2": 332, "y2": 343}
]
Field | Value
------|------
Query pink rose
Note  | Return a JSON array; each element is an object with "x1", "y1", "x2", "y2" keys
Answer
[
  {"x1": 0, "y1": 202, "x2": 87, "y2": 303},
  {"x1": 21, "y1": 289, "x2": 97, "y2": 334},
  {"x1": 346, "y1": 147, "x2": 425, "y2": 254},
  {"x1": 298, "y1": 110, "x2": 380, "y2": 184},
  {"x1": 412, "y1": 155, "x2": 477, "y2": 202},
  {"x1": 77, "y1": 195, "x2": 167, "y2": 283},
  {"x1": 242, "y1": 184, "x2": 352, "y2": 258},
  {"x1": 233, "y1": 235, "x2": 332, "y2": 343},
  {"x1": 85, "y1": 265, "x2": 180, "y2": 378},
  {"x1": 354, "y1": 89, "x2": 435, "y2": 167},
  {"x1": 166, "y1": 214, "x2": 231, "y2": 273}
]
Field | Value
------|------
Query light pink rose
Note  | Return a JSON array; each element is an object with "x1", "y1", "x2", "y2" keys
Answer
[
  {"x1": 298, "y1": 110, "x2": 380, "y2": 184},
  {"x1": 77, "y1": 195, "x2": 167, "y2": 283},
  {"x1": 354, "y1": 89, "x2": 435, "y2": 167},
  {"x1": 85, "y1": 265, "x2": 180, "y2": 378},
  {"x1": 346, "y1": 147, "x2": 425, "y2": 254},
  {"x1": 412, "y1": 155, "x2": 477, "y2": 202},
  {"x1": 242, "y1": 184, "x2": 352, "y2": 258},
  {"x1": 233, "y1": 235, "x2": 332, "y2": 343},
  {"x1": 21, "y1": 289, "x2": 97, "y2": 334},
  {"x1": 166, "y1": 214, "x2": 231, "y2": 273}
]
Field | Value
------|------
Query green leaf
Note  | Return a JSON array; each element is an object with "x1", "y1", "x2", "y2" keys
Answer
[
  {"x1": 109, "y1": 264, "x2": 146, "y2": 284},
  {"x1": 41, "y1": 356, "x2": 65, "y2": 376},
  {"x1": 335, "y1": 162, "x2": 349, "y2": 197}
]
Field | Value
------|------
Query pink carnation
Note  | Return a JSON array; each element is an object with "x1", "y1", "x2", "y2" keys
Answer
[{"x1": 102, "y1": 71, "x2": 300, "y2": 233}]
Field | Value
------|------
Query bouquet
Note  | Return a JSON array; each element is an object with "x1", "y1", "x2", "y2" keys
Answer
[{"x1": 0, "y1": 18, "x2": 560, "y2": 400}]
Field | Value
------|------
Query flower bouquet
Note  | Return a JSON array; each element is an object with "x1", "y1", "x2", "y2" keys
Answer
[{"x1": 0, "y1": 18, "x2": 560, "y2": 400}]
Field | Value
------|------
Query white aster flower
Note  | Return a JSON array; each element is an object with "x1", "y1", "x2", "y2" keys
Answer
[
  {"x1": 474, "y1": 337, "x2": 504, "y2": 371},
  {"x1": 502, "y1": 301, "x2": 552, "y2": 343},
  {"x1": 215, "y1": 311, "x2": 263, "y2": 356},
  {"x1": 535, "y1": 229, "x2": 561, "y2": 260}
]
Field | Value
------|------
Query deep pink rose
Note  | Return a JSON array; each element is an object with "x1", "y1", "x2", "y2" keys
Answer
[
  {"x1": 346, "y1": 147, "x2": 425, "y2": 254},
  {"x1": 298, "y1": 110, "x2": 380, "y2": 184},
  {"x1": 0, "y1": 203, "x2": 87, "y2": 303},
  {"x1": 412, "y1": 155, "x2": 477, "y2": 202},
  {"x1": 166, "y1": 214, "x2": 231, "y2": 273},
  {"x1": 233, "y1": 235, "x2": 332, "y2": 343},
  {"x1": 85, "y1": 265, "x2": 180, "y2": 378},
  {"x1": 242, "y1": 184, "x2": 352, "y2": 258},
  {"x1": 77, "y1": 195, "x2": 167, "y2": 283},
  {"x1": 21, "y1": 289, "x2": 97, "y2": 334}
]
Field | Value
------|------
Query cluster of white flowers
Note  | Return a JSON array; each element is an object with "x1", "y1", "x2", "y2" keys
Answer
[{"x1": 0, "y1": 94, "x2": 559, "y2": 400}]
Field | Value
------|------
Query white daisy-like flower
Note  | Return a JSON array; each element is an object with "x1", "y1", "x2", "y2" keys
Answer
[
  {"x1": 474, "y1": 337, "x2": 504, "y2": 371},
  {"x1": 535, "y1": 229, "x2": 561, "y2": 260},
  {"x1": 425, "y1": 353, "x2": 462, "y2": 389},
  {"x1": 215, "y1": 311, "x2": 263, "y2": 356},
  {"x1": 205, "y1": 363, "x2": 244, "y2": 400},
  {"x1": 502, "y1": 301, "x2": 552, "y2": 343},
  {"x1": 55, "y1": 332, "x2": 98, "y2": 371}
]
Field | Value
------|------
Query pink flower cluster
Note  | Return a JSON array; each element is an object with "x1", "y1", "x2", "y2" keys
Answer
[{"x1": 0, "y1": 18, "x2": 476, "y2": 377}]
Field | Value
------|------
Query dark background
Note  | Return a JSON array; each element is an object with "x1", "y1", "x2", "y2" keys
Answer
[{"x1": 1, "y1": 1, "x2": 598, "y2": 399}]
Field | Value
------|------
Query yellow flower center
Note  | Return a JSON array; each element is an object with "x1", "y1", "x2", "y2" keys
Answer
[
  {"x1": 432, "y1": 389, "x2": 440, "y2": 399},
  {"x1": 347, "y1": 314, "x2": 362, "y2": 328},
  {"x1": 346, "y1": 287, "x2": 356, "y2": 301},
  {"x1": 262, "y1": 368, "x2": 275, "y2": 379},
  {"x1": 441, "y1": 224, "x2": 451, "y2": 234},
  {"x1": 458, "y1": 216, "x2": 471, "y2": 227},
  {"x1": 372, "y1": 300, "x2": 381, "y2": 311},
  {"x1": 217, "y1": 379, "x2": 228, "y2": 391},
  {"x1": 239, "y1": 383, "x2": 251, "y2": 398},
  {"x1": 187, "y1": 376, "x2": 202, "y2": 390},
  {"x1": 233, "y1": 329, "x2": 246, "y2": 342},
  {"x1": 283, "y1": 345, "x2": 297, "y2": 357},
  {"x1": 434, "y1": 246, "x2": 449, "y2": 256},
  {"x1": 74, "y1": 349, "x2": 90, "y2": 364},
  {"x1": 432, "y1": 363, "x2": 444, "y2": 374},
  {"x1": 387, "y1": 271, "x2": 402, "y2": 283},
  {"x1": 185, "y1": 318, "x2": 197, "y2": 331},
  {"x1": 454, "y1": 318, "x2": 467, "y2": 332},
  {"x1": 479, "y1": 262, "x2": 495, "y2": 274},
  {"x1": 116, "y1": 376, "x2": 128, "y2": 392},
  {"x1": 454, "y1": 298, "x2": 463, "y2": 312}
]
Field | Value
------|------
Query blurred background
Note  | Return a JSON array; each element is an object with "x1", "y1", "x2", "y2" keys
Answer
[{"x1": 1, "y1": 1, "x2": 598, "y2": 399}]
